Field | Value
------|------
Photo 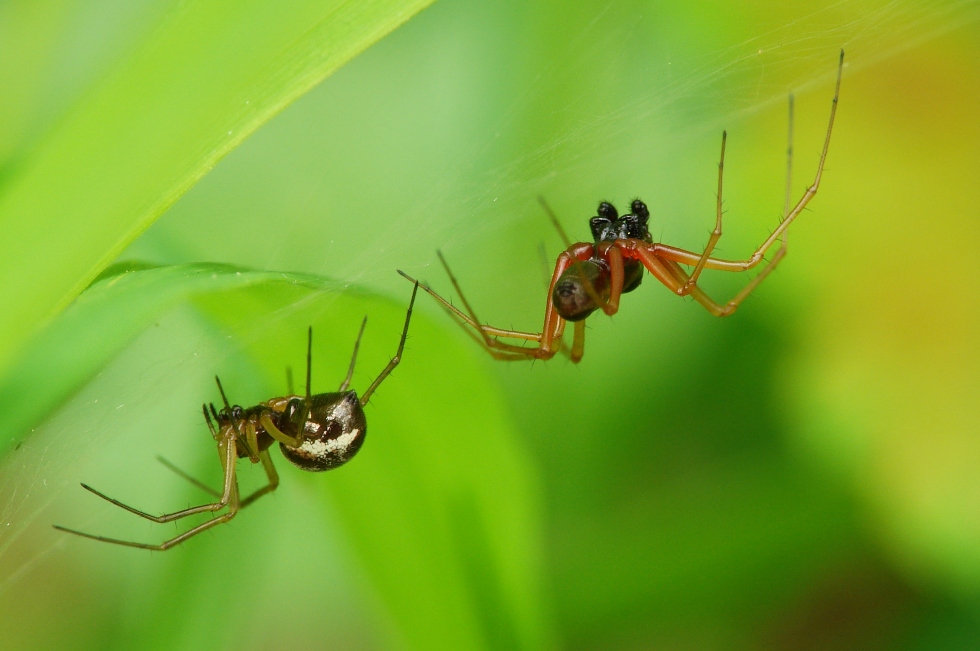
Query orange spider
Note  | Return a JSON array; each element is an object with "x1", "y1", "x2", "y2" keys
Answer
[{"x1": 400, "y1": 51, "x2": 843, "y2": 363}]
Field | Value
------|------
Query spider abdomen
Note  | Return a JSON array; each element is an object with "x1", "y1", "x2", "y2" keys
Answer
[
  {"x1": 552, "y1": 260, "x2": 611, "y2": 321},
  {"x1": 279, "y1": 391, "x2": 367, "y2": 471}
]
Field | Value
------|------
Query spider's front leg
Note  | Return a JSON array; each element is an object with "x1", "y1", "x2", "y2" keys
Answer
[
  {"x1": 593, "y1": 243, "x2": 627, "y2": 316},
  {"x1": 54, "y1": 430, "x2": 243, "y2": 550},
  {"x1": 398, "y1": 248, "x2": 581, "y2": 361}
]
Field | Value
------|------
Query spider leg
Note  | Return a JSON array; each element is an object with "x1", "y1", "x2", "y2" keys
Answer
[
  {"x1": 203, "y1": 404, "x2": 217, "y2": 439},
  {"x1": 360, "y1": 281, "x2": 417, "y2": 405},
  {"x1": 783, "y1": 94, "x2": 795, "y2": 221},
  {"x1": 239, "y1": 450, "x2": 280, "y2": 509},
  {"x1": 570, "y1": 320, "x2": 586, "y2": 363},
  {"x1": 68, "y1": 435, "x2": 237, "y2": 524},
  {"x1": 642, "y1": 90, "x2": 802, "y2": 313},
  {"x1": 663, "y1": 259, "x2": 733, "y2": 316},
  {"x1": 399, "y1": 269, "x2": 542, "y2": 343},
  {"x1": 626, "y1": 243, "x2": 737, "y2": 316},
  {"x1": 156, "y1": 455, "x2": 220, "y2": 497},
  {"x1": 305, "y1": 326, "x2": 313, "y2": 398},
  {"x1": 399, "y1": 249, "x2": 570, "y2": 361},
  {"x1": 259, "y1": 412, "x2": 302, "y2": 448},
  {"x1": 599, "y1": 244, "x2": 626, "y2": 316},
  {"x1": 339, "y1": 316, "x2": 367, "y2": 391},
  {"x1": 439, "y1": 306, "x2": 539, "y2": 361},
  {"x1": 771, "y1": 92, "x2": 795, "y2": 258},
  {"x1": 624, "y1": 243, "x2": 691, "y2": 293},
  {"x1": 244, "y1": 420, "x2": 261, "y2": 464},
  {"x1": 665, "y1": 256, "x2": 787, "y2": 317},
  {"x1": 651, "y1": 50, "x2": 842, "y2": 274},
  {"x1": 681, "y1": 130, "x2": 727, "y2": 292},
  {"x1": 54, "y1": 434, "x2": 241, "y2": 550},
  {"x1": 54, "y1": 502, "x2": 240, "y2": 552},
  {"x1": 536, "y1": 247, "x2": 582, "y2": 362},
  {"x1": 214, "y1": 375, "x2": 255, "y2": 459}
]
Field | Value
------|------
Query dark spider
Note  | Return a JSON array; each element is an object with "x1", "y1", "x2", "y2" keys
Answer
[{"x1": 54, "y1": 283, "x2": 419, "y2": 550}]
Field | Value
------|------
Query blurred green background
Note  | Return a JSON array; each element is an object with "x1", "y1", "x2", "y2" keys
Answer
[{"x1": 1, "y1": 0, "x2": 979, "y2": 649}]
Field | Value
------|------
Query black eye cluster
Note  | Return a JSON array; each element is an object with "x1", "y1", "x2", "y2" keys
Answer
[{"x1": 589, "y1": 199, "x2": 651, "y2": 242}]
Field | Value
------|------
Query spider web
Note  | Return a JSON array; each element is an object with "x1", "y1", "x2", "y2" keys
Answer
[{"x1": 0, "y1": 0, "x2": 977, "y2": 616}]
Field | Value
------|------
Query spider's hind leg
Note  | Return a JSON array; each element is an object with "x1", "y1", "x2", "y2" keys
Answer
[{"x1": 681, "y1": 130, "x2": 728, "y2": 293}]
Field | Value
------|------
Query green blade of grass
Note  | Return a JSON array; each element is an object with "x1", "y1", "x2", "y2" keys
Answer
[
  {"x1": 0, "y1": 0, "x2": 436, "y2": 378},
  {"x1": 0, "y1": 263, "x2": 339, "y2": 457}
]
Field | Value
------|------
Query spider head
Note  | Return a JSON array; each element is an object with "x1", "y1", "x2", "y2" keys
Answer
[
  {"x1": 278, "y1": 391, "x2": 367, "y2": 472},
  {"x1": 552, "y1": 260, "x2": 611, "y2": 321},
  {"x1": 589, "y1": 200, "x2": 651, "y2": 242}
]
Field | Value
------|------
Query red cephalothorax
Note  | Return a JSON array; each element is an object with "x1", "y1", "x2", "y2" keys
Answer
[{"x1": 401, "y1": 51, "x2": 844, "y2": 364}]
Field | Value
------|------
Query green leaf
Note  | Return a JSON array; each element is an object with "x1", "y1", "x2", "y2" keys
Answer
[
  {"x1": 0, "y1": 0, "x2": 436, "y2": 378},
  {"x1": 0, "y1": 263, "x2": 337, "y2": 457}
]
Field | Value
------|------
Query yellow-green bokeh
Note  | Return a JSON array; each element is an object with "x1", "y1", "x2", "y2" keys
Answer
[{"x1": 1, "y1": 0, "x2": 979, "y2": 649}]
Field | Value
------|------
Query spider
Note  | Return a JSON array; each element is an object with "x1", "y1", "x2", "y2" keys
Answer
[
  {"x1": 54, "y1": 282, "x2": 419, "y2": 551},
  {"x1": 399, "y1": 51, "x2": 843, "y2": 363}
]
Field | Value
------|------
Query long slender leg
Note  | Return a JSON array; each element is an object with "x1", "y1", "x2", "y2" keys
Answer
[
  {"x1": 773, "y1": 92, "x2": 795, "y2": 256},
  {"x1": 399, "y1": 250, "x2": 569, "y2": 361},
  {"x1": 629, "y1": 249, "x2": 731, "y2": 316},
  {"x1": 669, "y1": 91, "x2": 800, "y2": 311},
  {"x1": 239, "y1": 451, "x2": 280, "y2": 509},
  {"x1": 663, "y1": 256, "x2": 779, "y2": 318},
  {"x1": 537, "y1": 195, "x2": 574, "y2": 248},
  {"x1": 718, "y1": 90, "x2": 796, "y2": 302},
  {"x1": 156, "y1": 455, "x2": 220, "y2": 497},
  {"x1": 663, "y1": 260, "x2": 732, "y2": 316},
  {"x1": 56, "y1": 491, "x2": 241, "y2": 551},
  {"x1": 438, "y1": 310, "x2": 539, "y2": 361},
  {"x1": 570, "y1": 321, "x2": 586, "y2": 363},
  {"x1": 435, "y1": 249, "x2": 540, "y2": 354},
  {"x1": 398, "y1": 270, "x2": 541, "y2": 343},
  {"x1": 625, "y1": 243, "x2": 730, "y2": 316},
  {"x1": 360, "y1": 282, "x2": 418, "y2": 405},
  {"x1": 305, "y1": 326, "x2": 313, "y2": 398},
  {"x1": 57, "y1": 437, "x2": 238, "y2": 525},
  {"x1": 203, "y1": 404, "x2": 217, "y2": 439},
  {"x1": 784, "y1": 94, "x2": 795, "y2": 220},
  {"x1": 215, "y1": 375, "x2": 233, "y2": 411},
  {"x1": 682, "y1": 130, "x2": 727, "y2": 292},
  {"x1": 287, "y1": 328, "x2": 313, "y2": 440},
  {"x1": 214, "y1": 376, "x2": 254, "y2": 459},
  {"x1": 647, "y1": 50, "x2": 843, "y2": 273},
  {"x1": 339, "y1": 317, "x2": 368, "y2": 391},
  {"x1": 54, "y1": 436, "x2": 241, "y2": 550}
]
